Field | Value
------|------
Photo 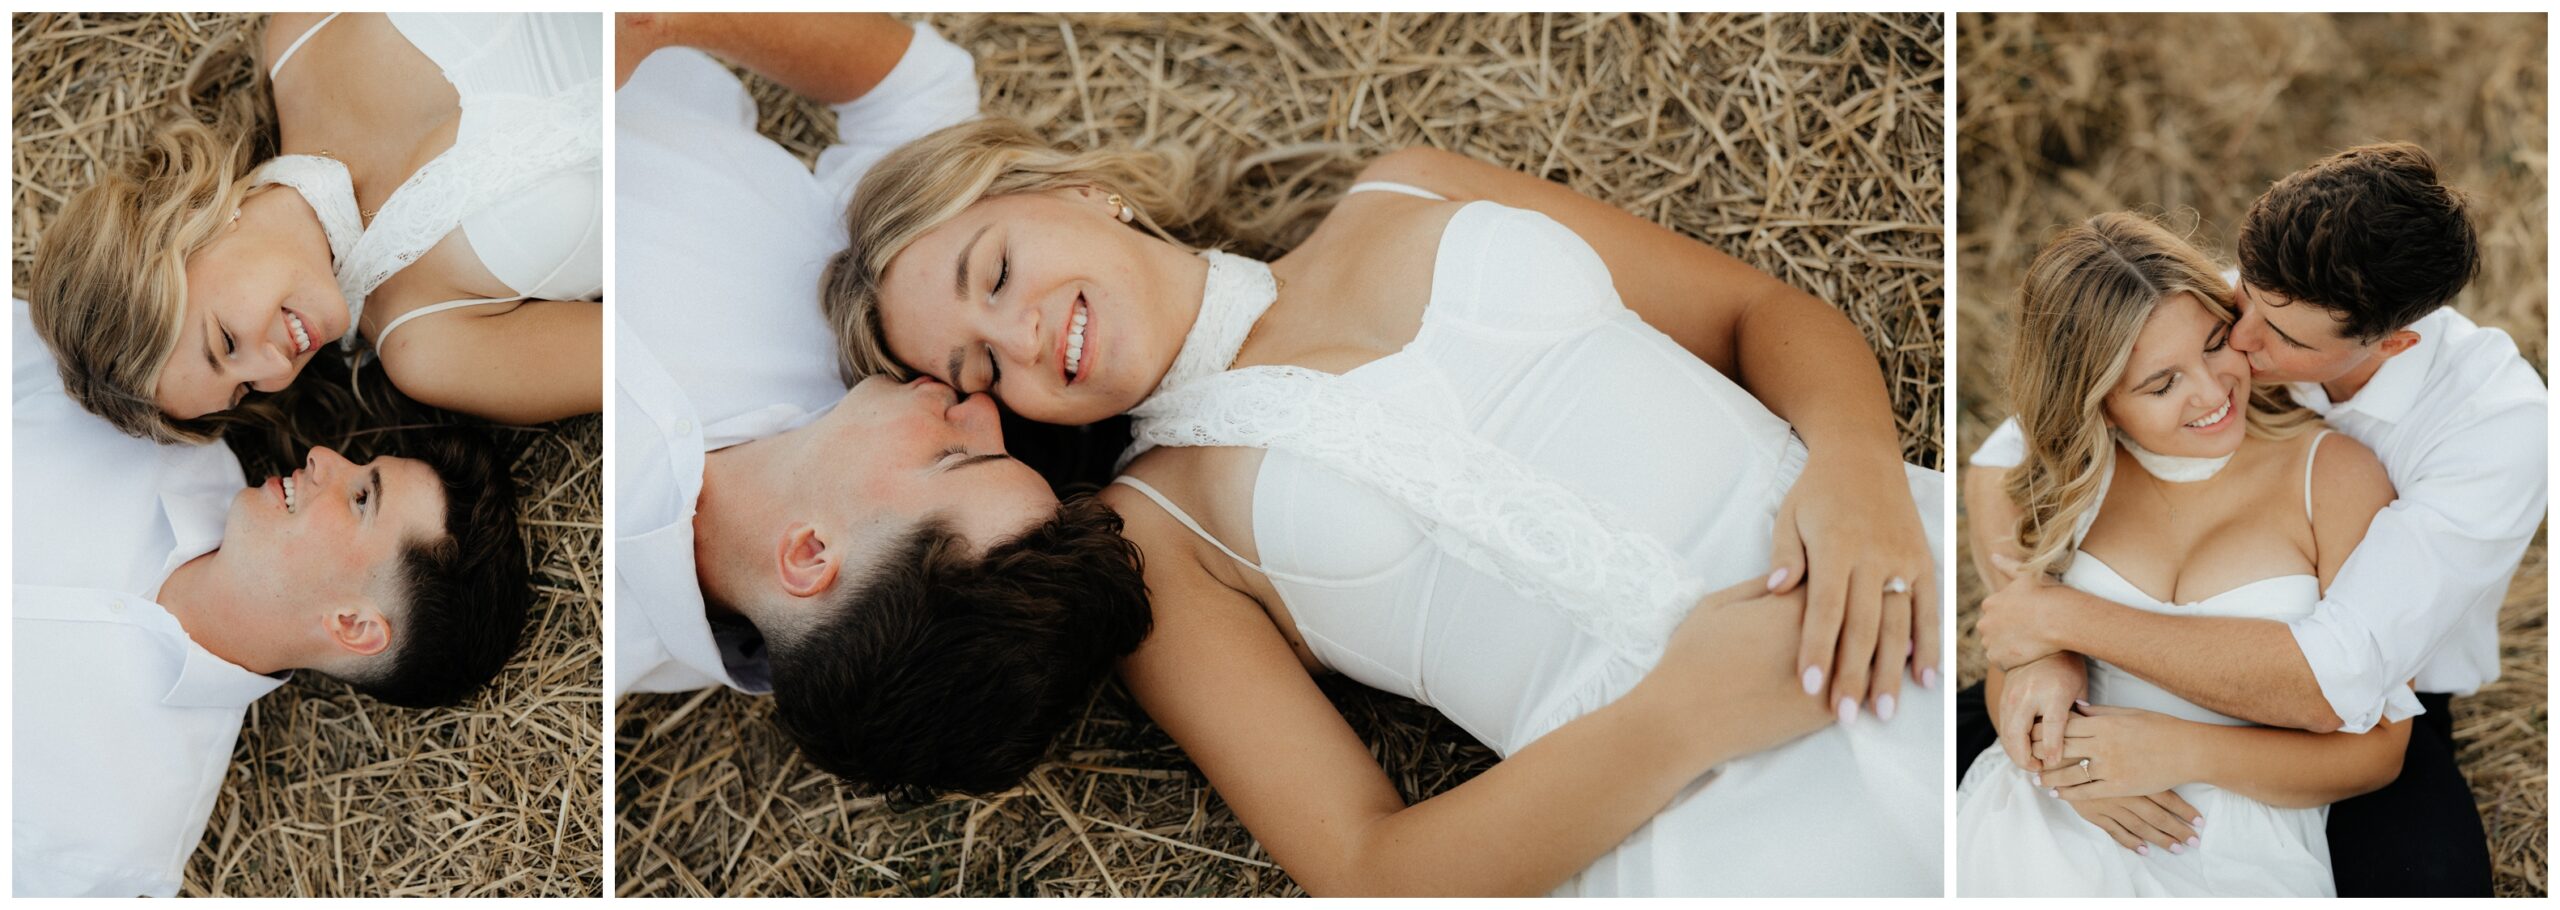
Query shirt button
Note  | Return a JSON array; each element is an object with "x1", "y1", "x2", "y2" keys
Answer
[
  {"x1": 105, "y1": 598, "x2": 124, "y2": 614},
  {"x1": 673, "y1": 418, "x2": 695, "y2": 437}
]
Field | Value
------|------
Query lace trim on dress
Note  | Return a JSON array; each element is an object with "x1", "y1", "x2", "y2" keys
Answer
[
  {"x1": 333, "y1": 89, "x2": 601, "y2": 353},
  {"x1": 1123, "y1": 251, "x2": 1708, "y2": 661}
]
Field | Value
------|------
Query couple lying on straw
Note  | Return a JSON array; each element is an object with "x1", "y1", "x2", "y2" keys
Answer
[
  {"x1": 15, "y1": 13, "x2": 597, "y2": 896},
  {"x1": 615, "y1": 15, "x2": 1939, "y2": 896},
  {"x1": 1955, "y1": 145, "x2": 2545, "y2": 896}
]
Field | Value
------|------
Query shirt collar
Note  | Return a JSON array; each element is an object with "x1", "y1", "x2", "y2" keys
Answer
[
  {"x1": 164, "y1": 636, "x2": 291, "y2": 708},
  {"x1": 2285, "y1": 310, "x2": 2444, "y2": 424},
  {"x1": 156, "y1": 483, "x2": 234, "y2": 583}
]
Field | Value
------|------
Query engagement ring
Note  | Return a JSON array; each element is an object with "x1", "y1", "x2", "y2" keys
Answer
[{"x1": 1884, "y1": 576, "x2": 1911, "y2": 595}]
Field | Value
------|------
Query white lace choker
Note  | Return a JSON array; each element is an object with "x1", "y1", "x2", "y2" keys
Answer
[
  {"x1": 1151, "y1": 250, "x2": 1279, "y2": 397},
  {"x1": 2116, "y1": 431, "x2": 2233, "y2": 483}
]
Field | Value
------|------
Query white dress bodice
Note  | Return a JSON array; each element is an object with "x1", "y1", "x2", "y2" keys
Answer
[
  {"x1": 1955, "y1": 435, "x2": 2342, "y2": 896},
  {"x1": 1119, "y1": 193, "x2": 1946, "y2": 895},
  {"x1": 253, "y1": 13, "x2": 602, "y2": 354}
]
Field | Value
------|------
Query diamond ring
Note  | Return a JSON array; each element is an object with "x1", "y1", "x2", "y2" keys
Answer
[{"x1": 1884, "y1": 576, "x2": 1911, "y2": 595}]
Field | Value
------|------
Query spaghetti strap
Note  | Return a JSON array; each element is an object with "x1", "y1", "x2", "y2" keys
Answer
[
  {"x1": 268, "y1": 13, "x2": 343, "y2": 83},
  {"x1": 1344, "y1": 180, "x2": 1449, "y2": 201},
  {"x1": 374, "y1": 294, "x2": 524, "y2": 348},
  {"x1": 2301, "y1": 429, "x2": 2334, "y2": 524},
  {"x1": 1109, "y1": 476, "x2": 1271, "y2": 575}
]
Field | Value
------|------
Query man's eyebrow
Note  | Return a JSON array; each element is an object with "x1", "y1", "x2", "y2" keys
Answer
[
  {"x1": 947, "y1": 347, "x2": 966, "y2": 390},
  {"x1": 2266, "y1": 318, "x2": 2310, "y2": 349},
  {"x1": 950, "y1": 453, "x2": 1012, "y2": 472},
  {"x1": 369, "y1": 467, "x2": 384, "y2": 519}
]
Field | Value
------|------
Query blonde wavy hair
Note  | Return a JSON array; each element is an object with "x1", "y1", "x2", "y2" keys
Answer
[
  {"x1": 2001, "y1": 212, "x2": 2313, "y2": 579},
  {"x1": 822, "y1": 117, "x2": 1333, "y2": 385},
  {"x1": 28, "y1": 27, "x2": 278, "y2": 443}
]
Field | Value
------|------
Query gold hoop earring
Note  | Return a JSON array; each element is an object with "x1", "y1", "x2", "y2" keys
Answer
[{"x1": 1106, "y1": 193, "x2": 1135, "y2": 224}]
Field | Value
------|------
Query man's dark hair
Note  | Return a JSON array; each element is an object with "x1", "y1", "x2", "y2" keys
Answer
[
  {"x1": 348, "y1": 428, "x2": 532, "y2": 708},
  {"x1": 769, "y1": 494, "x2": 1151, "y2": 795},
  {"x1": 2237, "y1": 141, "x2": 2479, "y2": 342}
]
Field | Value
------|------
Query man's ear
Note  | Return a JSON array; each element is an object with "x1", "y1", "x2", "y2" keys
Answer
[
  {"x1": 776, "y1": 522, "x2": 844, "y2": 599},
  {"x1": 2373, "y1": 328, "x2": 2422, "y2": 359},
  {"x1": 325, "y1": 603, "x2": 392, "y2": 658}
]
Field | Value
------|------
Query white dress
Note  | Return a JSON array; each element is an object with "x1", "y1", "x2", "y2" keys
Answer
[
  {"x1": 253, "y1": 13, "x2": 602, "y2": 355},
  {"x1": 1953, "y1": 435, "x2": 2342, "y2": 897},
  {"x1": 1113, "y1": 186, "x2": 1946, "y2": 895}
]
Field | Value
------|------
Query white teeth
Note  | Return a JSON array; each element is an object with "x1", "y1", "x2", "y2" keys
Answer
[
  {"x1": 2186, "y1": 401, "x2": 2231, "y2": 428},
  {"x1": 282, "y1": 476, "x2": 297, "y2": 513},
  {"x1": 1065, "y1": 300, "x2": 1088, "y2": 378},
  {"x1": 285, "y1": 311, "x2": 310, "y2": 354}
]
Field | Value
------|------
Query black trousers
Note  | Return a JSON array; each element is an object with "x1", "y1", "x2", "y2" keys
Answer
[{"x1": 1953, "y1": 683, "x2": 2490, "y2": 896}]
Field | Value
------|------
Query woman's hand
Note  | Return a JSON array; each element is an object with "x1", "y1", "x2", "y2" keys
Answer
[
  {"x1": 2043, "y1": 705, "x2": 2203, "y2": 801},
  {"x1": 1638, "y1": 577, "x2": 1838, "y2": 767},
  {"x1": 1768, "y1": 451, "x2": 1938, "y2": 723},
  {"x1": 2064, "y1": 791, "x2": 2204, "y2": 856}
]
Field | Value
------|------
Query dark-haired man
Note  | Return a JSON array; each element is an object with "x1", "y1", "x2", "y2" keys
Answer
[
  {"x1": 10, "y1": 302, "x2": 530, "y2": 897},
  {"x1": 1963, "y1": 143, "x2": 2546, "y2": 895},
  {"x1": 613, "y1": 14, "x2": 1151, "y2": 794}
]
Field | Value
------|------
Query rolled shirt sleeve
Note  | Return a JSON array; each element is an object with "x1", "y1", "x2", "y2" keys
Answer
[
  {"x1": 2288, "y1": 402, "x2": 2548, "y2": 732},
  {"x1": 1969, "y1": 417, "x2": 2026, "y2": 469},
  {"x1": 813, "y1": 22, "x2": 981, "y2": 205}
]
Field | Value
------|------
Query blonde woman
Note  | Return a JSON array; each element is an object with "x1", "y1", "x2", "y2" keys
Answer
[
  {"x1": 1953, "y1": 213, "x2": 2412, "y2": 896},
  {"x1": 820, "y1": 118, "x2": 1945, "y2": 895},
  {"x1": 28, "y1": 13, "x2": 600, "y2": 442}
]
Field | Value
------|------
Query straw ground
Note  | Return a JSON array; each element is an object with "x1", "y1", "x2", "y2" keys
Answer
[
  {"x1": 614, "y1": 12, "x2": 1944, "y2": 896},
  {"x1": 13, "y1": 13, "x2": 602, "y2": 896},
  {"x1": 1954, "y1": 12, "x2": 2546, "y2": 896}
]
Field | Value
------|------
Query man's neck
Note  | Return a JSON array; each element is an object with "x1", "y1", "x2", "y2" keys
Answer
[
  {"x1": 693, "y1": 438, "x2": 785, "y2": 621},
  {"x1": 2319, "y1": 350, "x2": 2391, "y2": 404},
  {"x1": 156, "y1": 551, "x2": 295, "y2": 675}
]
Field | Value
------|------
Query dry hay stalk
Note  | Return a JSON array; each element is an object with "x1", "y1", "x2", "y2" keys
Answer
[
  {"x1": 1952, "y1": 12, "x2": 2546, "y2": 896},
  {"x1": 13, "y1": 12, "x2": 602, "y2": 896},
  {"x1": 616, "y1": 11, "x2": 1944, "y2": 896}
]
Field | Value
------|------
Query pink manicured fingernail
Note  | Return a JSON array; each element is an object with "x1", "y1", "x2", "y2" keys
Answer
[
  {"x1": 1837, "y1": 697, "x2": 1858, "y2": 725},
  {"x1": 2032, "y1": 773, "x2": 2043, "y2": 787},
  {"x1": 1802, "y1": 666, "x2": 1823, "y2": 695},
  {"x1": 2168, "y1": 843, "x2": 2185, "y2": 855},
  {"x1": 1767, "y1": 567, "x2": 1791, "y2": 590},
  {"x1": 2136, "y1": 844, "x2": 2150, "y2": 857},
  {"x1": 1921, "y1": 667, "x2": 1940, "y2": 689},
  {"x1": 2075, "y1": 698, "x2": 2090, "y2": 707},
  {"x1": 2192, "y1": 816, "x2": 2206, "y2": 829},
  {"x1": 2185, "y1": 836, "x2": 2199, "y2": 848},
  {"x1": 1876, "y1": 693, "x2": 1897, "y2": 722},
  {"x1": 2045, "y1": 788, "x2": 2058, "y2": 798}
]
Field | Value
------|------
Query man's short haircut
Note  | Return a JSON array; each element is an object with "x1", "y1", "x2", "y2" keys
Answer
[
  {"x1": 2237, "y1": 141, "x2": 2479, "y2": 342},
  {"x1": 769, "y1": 494, "x2": 1151, "y2": 796},
  {"x1": 349, "y1": 429, "x2": 532, "y2": 708}
]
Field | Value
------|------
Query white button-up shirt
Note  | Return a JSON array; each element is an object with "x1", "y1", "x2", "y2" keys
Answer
[
  {"x1": 1972, "y1": 306, "x2": 2548, "y2": 732},
  {"x1": 13, "y1": 301, "x2": 287, "y2": 897},
  {"x1": 612, "y1": 26, "x2": 980, "y2": 697}
]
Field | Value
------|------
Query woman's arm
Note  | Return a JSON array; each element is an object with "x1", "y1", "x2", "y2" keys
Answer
[
  {"x1": 1104, "y1": 484, "x2": 1831, "y2": 896},
  {"x1": 375, "y1": 300, "x2": 601, "y2": 424},
  {"x1": 1354, "y1": 146, "x2": 1934, "y2": 722},
  {"x1": 2048, "y1": 705, "x2": 2411, "y2": 809}
]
